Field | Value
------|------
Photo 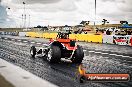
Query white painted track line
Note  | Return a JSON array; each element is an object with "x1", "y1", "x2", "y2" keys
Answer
[
  {"x1": 88, "y1": 51, "x2": 95, "y2": 53},
  {"x1": 109, "y1": 54, "x2": 116, "y2": 56},
  {"x1": 83, "y1": 50, "x2": 87, "y2": 52},
  {"x1": 17, "y1": 40, "x2": 21, "y2": 42},
  {"x1": 4, "y1": 38, "x2": 7, "y2": 39},
  {"x1": 94, "y1": 52, "x2": 102, "y2": 54},
  {"x1": 11, "y1": 39, "x2": 15, "y2": 41},
  {"x1": 23, "y1": 41, "x2": 28, "y2": 43},
  {"x1": 115, "y1": 55, "x2": 123, "y2": 57},
  {"x1": 122, "y1": 56, "x2": 130, "y2": 58},
  {"x1": 101, "y1": 53, "x2": 109, "y2": 55},
  {"x1": 31, "y1": 42, "x2": 35, "y2": 44},
  {"x1": 37, "y1": 43, "x2": 42, "y2": 45}
]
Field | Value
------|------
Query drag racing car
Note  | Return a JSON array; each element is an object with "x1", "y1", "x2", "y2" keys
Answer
[{"x1": 30, "y1": 32, "x2": 84, "y2": 63}]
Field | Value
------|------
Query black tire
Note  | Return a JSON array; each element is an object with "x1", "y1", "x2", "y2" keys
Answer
[
  {"x1": 79, "y1": 76, "x2": 87, "y2": 83},
  {"x1": 72, "y1": 45, "x2": 84, "y2": 63},
  {"x1": 30, "y1": 46, "x2": 36, "y2": 58},
  {"x1": 47, "y1": 46, "x2": 61, "y2": 63}
]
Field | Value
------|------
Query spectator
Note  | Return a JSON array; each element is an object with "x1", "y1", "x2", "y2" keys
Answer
[{"x1": 106, "y1": 30, "x2": 111, "y2": 35}]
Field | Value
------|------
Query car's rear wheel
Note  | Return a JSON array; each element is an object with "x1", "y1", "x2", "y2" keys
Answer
[
  {"x1": 71, "y1": 45, "x2": 84, "y2": 63},
  {"x1": 47, "y1": 46, "x2": 61, "y2": 63},
  {"x1": 30, "y1": 46, "x2": 36, "y2": 58}
]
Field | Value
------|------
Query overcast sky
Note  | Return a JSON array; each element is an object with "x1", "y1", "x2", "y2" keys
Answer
[{"x1": 0, "y1": 0, "x2": 132, "y2": 28}]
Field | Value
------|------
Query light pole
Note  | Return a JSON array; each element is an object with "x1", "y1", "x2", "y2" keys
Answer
[
  {"x1": 7, "y1": 7, "x2": 11, "y2": 28},
  {"x1": 28, "y1": 15, "x2": 30, "y2": 28},
  {"x1": 23, "y1": 2, "x2": 26, "y2": 29},
  {"x1": 94, "y1": 0, "x2": 96, "y2": 27},
  {"x1": 21, "y1": 14, "x2": 23, "y2": 28}
]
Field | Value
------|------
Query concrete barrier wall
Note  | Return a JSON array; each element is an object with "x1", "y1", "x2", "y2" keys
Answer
[
  {"x1": 70, "y1": 34, "x2": 103, "y2": 43},
  {"x1": 35, "y1": 32, "x2": 43, "y2": 38},
  {"x1": 87, "y1": 34, "x2": 103, "y2": 43},
  {"x1": 103, "y1": 35, "x2": 114, "y2": 44},
  {"x1": 43, "y1": 33, "x2": 57, "y2": 39},
  {"x1": 19, "y1": 32, "x2": 26, "y2": 37},
  {"x1": 26, "y1": 32, "x2": 36, "y2": 37},
  {"x1": 26, "y1": 32, "x2": 57, "y2": 39},
  {"x1": 25, "y1": 32, "x2": 103, "y2": 43}
]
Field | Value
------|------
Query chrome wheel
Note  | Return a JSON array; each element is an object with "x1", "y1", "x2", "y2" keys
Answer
[
  {"x1": 30, "y1": 50, "x2": 33, "y2": 55},
  {"x1": 30, "y1": 46, "x2": 36, "y2": 58},
  {"x1": 47, "y1": 49, "x2": 52, "y2": 61}
]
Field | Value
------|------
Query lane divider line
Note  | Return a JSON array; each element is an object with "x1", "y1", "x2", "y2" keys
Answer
[
  {"x1": 4, "y1": 38, "x2": 7, "y2": 40},
  {"x1": 94, "y1": 52, "x2": 102, "y2": 54},
  {"x1": 88, "y1": 51, "x2": 95, "y2": 53},
  {"x1": 23, "y1": 41, "x2": 28, "y2": 43},
  {"x1": 109, "y1": 54, "x2": 117, "y2": 56},
  {"x1": 18, "y1": 40, "x2": 21, "y2": 42},
  {"x1": 87, "y1": 50, "x2": 132, "y2": 59},
  {"x1": 129, "y1": 57, "x2": 132, "y2": 59},
  {"x1": 101, "y1": 53, "x2": 109, "y2": 54},
  {"x1": 122, "y1": 56, "x2": 130, "y2": 58},
  {"x1": 83, "y1": 50, "x2": 87, "y2": 52},
  {"x1": 115, "y1": 55, "x2": 123, "y2": 57},
  {"x1": 31, "y1": 42, "x2": 35, "y2": 44},
  {"x1": 37, "y1": 43, "x2": 42, "y2": 45}
]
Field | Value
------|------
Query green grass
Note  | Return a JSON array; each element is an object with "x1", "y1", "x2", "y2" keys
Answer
[{"x1": 0, "y1": 74, "x2": 14, "y2": 87}]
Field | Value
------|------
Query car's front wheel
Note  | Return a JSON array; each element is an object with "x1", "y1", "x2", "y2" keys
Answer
[
  {"x1": 47, "y1": 46, "x2": 61, "y2": 63},
  {"x1": 30, "y1": 46, "x2": 36, "y2": 58}
]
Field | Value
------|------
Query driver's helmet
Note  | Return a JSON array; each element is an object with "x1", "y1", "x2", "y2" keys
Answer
[{"x1": 57, "y1": 32, "x2": 69, "y2": 39}]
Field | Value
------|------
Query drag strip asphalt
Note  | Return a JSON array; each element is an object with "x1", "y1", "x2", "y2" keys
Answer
[{"x1": 0, "y1": 35, "x2": 132, "y2": 87}]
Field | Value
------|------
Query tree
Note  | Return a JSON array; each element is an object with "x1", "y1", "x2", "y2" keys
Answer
[
  {"x1": 101, "y1": 19, "x2": 109, "y2": 25},
  {"x1": 37, "y1": 25, "x2": 41, "y2": 28},
  {"x1": 80, "y1": 21, "x2": 90, "y2": 25},
  {"x1": 120, "y1": 21, "x2": 128, "y2": 24}
]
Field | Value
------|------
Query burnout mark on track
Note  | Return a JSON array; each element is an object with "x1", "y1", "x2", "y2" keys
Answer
[
  {"x1": 0, "y1": 66, "x2": 6, "y2": 68},
  {"x1": 22, "y1": 76, "x2": 30, "y2": 79}
]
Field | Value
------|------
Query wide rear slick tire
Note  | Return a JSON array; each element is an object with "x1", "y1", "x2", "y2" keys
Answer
[
  {"x1": 30, "y1": 46, "x2": 36, "y2": 58},
  {"x1": 48, "y1": 46, "x2": 61, "y2": 63},
  {"x1": 72, "y1": 45, "x2": 84, "y2": 64}
]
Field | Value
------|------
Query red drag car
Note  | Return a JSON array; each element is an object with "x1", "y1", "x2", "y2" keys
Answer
[{"x1": 30, "y1": 32, "x2": 84, "y2": 63}]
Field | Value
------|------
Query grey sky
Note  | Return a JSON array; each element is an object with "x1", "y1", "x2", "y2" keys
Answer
[
  {"x1": 12, "y1": 0, "x2": 62, "y2": 4},
  {"x1": 0, "y1": 0, "x2": 132, "y2": 28}
]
